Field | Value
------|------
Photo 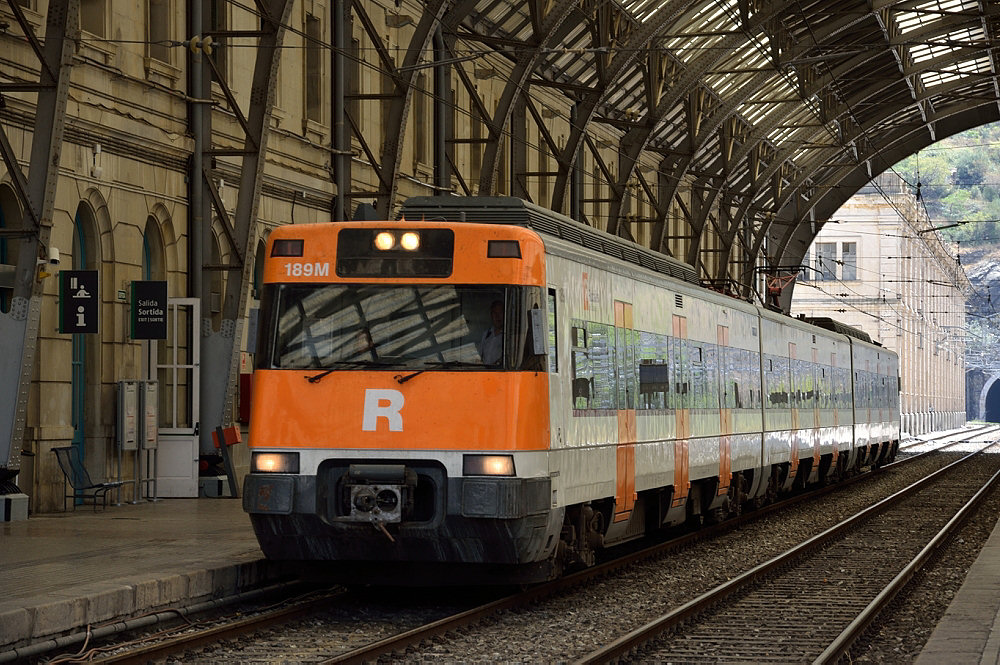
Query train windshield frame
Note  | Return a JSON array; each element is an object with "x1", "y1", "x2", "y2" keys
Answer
[{"x1": 256, "y1": 283, "x2": 546, "y2": 371}]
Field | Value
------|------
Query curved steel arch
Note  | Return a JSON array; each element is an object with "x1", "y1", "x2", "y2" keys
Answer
[
  {"x1": 762, "y1": 102, "x2": 1000, "y2": 311},
  {"x1": 779, "y1": 102, "x2": 1000, "y2": 253},
  {"x1": 546, "y1": 0, "x2": 700, "y2": 215},
  {"x1": 342, "y1": 0, "x2": 999, "y2": 310},
  {"x1": 770, "y1": 90, "x2": 1000, "y2": 255}
]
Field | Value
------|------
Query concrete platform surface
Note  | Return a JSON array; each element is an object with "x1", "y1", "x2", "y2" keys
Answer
[
  {"x1": 917, "y1": 511, "x2": 1000, "y2": 665},
  {"x1": 0, "y1": 497, "x2": 288, "y2": 651}
]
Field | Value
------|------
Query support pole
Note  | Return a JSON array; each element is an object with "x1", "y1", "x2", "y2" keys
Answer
[
  {"x1": 332, "y1": 0, "x2": 348, "y2": 221},
  {"x1": 190, "y1": 0, "x2": 206, "y2": 309},
  {"x1": 0, "y1": 0, "x2": 78, "y2": 486},
  {"x1": 433, "y1": 28, "x2": 451, "y2": 194},
  {"x1": 570, "y1": 103, "x2": 582, "y2": 222}
]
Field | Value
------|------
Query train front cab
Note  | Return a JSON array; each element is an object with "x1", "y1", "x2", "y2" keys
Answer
[{"x1": 244, "y1": 222, "x2": 565, "y2": 584}]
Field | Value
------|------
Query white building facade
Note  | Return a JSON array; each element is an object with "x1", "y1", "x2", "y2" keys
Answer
[{"x1": 791, "y1": 173, "x2": 969, "y2": 436}]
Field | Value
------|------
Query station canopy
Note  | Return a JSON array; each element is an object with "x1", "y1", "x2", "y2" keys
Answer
[{"x1": 426, "y1": 0, "x2": 998, "y2": 286}]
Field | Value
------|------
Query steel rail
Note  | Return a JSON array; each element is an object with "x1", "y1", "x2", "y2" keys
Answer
[
  {"x1": 574, "y1": 433, "x2": 1000, "y2": 664},
  {"x1": 319, "y1": 428, "x2": 986, "y2": 665},
  {"x1": 93, "y1": 590, "x2": 348, "y2": 664},
  {"x1": 814, "y1": 462, "x2": 1000, "y2": 664},
  {"x1": 89, "y1": 426, "x2": 989, "y2": 664}
]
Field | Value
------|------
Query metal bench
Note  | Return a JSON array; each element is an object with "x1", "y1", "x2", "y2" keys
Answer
[{"x1": 52, "y1": 446, "x2": 127, "y2": 511}]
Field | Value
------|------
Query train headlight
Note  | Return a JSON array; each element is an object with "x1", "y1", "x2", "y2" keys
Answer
[
  {"x1": 463, "y1": 454, "x2": 515, "y2": 476},
  {"x1": 374, "y1": 231, "x2": 395, "y2": 251},
  {"x1": 400, "y1": 231, "x2": 420, "y2": 251},
  {"x1": 252, "y1": 452, "x2": 300, "y2": 473}
]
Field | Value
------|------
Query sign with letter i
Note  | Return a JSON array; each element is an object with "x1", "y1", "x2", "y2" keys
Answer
[{"x1": 59, "y1": 270, "x2": 99, "y2": 334}]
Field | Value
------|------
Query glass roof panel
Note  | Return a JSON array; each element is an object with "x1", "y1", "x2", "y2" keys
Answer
[
  {"x1": 920, "y1": 56, "x2": 992, "y2": 89},
  {"x1": 910, "y1": 26, "x2": 986, "y2": 64},
  {"x1": 896, "y1": 0, "x2": 977, "y2": 34}
]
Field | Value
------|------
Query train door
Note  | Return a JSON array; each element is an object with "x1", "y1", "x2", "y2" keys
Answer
[
  {"x1": 717, "y1": 325, "x2": 731, "y2": 500},
  {"x1": 613, "y1": 300, "x2": 636, "y2": 522},
  {"x1": 787, "y1": 341, "x2": 799, "y2": 486},
  {"x1": 671, "y1": 314, "x2": 689, "y2": 510},
  {"x1": 153, "y1": 298, "x2": 201, "y2": 497},
  {"x1": 545, "y1": 286, "x2": 564, "y2": 506}
]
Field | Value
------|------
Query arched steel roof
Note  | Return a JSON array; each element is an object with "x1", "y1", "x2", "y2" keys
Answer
[{"x1": 359, "y1": 0, "x2": 998, "y2": 301}]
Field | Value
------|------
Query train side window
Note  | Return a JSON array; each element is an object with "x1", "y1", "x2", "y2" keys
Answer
[
  {"x1": 724, "y1": 346, "x2": 739, "y2": 410},
  {"x1": 703, "y1": 344, "x2": 718, "y2": 409},
  {"x1": 670, "y1": 337, "x2": 691, "y2": 410},
  {"x1": 547, "y1": 288, "x2": 558, "y2": 373},
  {"x1": 587, "y1": 322, "x2": 616, "y2": 410},
  {"x1": 764, "y1": 354, "x2": 789, "y2": 408},
  {"x1": 570, "y1": 320, "x2": 591, "y2": 408},
  {"x1": 638, "y1": 330, "x2": 669, "y2": 409}
]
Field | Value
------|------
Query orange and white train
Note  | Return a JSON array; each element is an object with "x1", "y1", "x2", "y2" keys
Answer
[{"x1": 244, "y1": 196, "x2": 900, "y2": 584}]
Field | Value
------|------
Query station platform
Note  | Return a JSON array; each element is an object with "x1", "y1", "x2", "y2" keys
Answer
[
  {"x1": 0, "y1": 497, "x2": 292, "y2": 658},
  {"x1": 916, "y1": 512, "x2": 1000, "y2": 665}
]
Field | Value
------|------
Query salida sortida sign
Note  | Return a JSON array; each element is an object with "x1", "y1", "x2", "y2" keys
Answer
[{"x1": 130, "y1": 280, "x2": 168, "y2": 340}]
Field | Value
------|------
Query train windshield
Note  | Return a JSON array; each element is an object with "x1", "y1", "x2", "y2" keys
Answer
[{"x1": 256, "y1": 284, "x2": 546, "y2": 371}]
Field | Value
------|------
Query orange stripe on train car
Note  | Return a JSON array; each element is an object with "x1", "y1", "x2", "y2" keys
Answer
[
  {"x1": 263, "y1": 222, "x2": 546, "y2": 286},
  {"x1": 249, "y1": 369, "x2": 550, "y2": 451}
]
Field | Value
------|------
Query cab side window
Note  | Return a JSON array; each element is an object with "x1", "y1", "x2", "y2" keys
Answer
[{"x1": 547, "y1": 288, "x2": 558, "y2": 373}]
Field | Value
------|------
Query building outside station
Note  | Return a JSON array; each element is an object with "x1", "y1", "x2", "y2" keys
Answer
[{"x1": 790, "y1": 172, "x2": 970, "y2": 436}]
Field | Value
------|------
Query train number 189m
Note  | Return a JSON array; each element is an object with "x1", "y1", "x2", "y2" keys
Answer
[{"x1": 284, "y1": 262, "x2": 330, "y2": 277}]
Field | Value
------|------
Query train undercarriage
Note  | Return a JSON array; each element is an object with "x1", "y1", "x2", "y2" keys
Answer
[{"x1": 554, "y1": 439, "x2": 899, "y2": 574}]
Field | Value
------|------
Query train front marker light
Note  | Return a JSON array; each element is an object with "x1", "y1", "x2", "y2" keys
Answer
[
  {"x1": 400, "y1": 231, "x2": 420, "y2": 251},
  {"x1": 374, "y1": 231, "x2": 395, "y2": 251},
  {"x1": 463, "y1": 454, "x2": 515, "y2": 476},
  {"x1": 252, "y1": 452, "x2": 300, "y2": 473}
]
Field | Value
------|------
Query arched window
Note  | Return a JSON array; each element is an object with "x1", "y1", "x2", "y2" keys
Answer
[
  {"x1": 142, "y1": 216, "x2": 166, "y2": 281},
  {"x1": 0, "y1": 185, "x2": 21, "y2": 312},
  {"x1": 71, "y1": 202, "x2": 100, "y2": 455}
]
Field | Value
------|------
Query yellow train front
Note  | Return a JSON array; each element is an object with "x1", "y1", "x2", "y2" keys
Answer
[{"x1": 245, "y1": 219, "x2": 563, "y2": 584}]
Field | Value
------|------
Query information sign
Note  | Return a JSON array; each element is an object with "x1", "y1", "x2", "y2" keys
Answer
[{"x1": 59, "y1": 270, "x2": 99, "y2": 334}]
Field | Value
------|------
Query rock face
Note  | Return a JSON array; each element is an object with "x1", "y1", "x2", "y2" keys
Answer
[
  {"x1": 960, "y1": 245, "x2": 1000, "y2": 420},
  {"x1": 962, "y1": 247, "x2": 1000, "y2": 314}
]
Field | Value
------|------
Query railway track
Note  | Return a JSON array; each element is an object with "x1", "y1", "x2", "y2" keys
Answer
[
  {"x1": 577, "y1": 436, "x2": 1000, "y2": 664},
  {"x1": 59, "y1": 426, "x2": 993, "y2": 664}
]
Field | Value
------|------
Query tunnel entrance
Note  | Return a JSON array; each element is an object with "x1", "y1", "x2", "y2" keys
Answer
[{"x1": 985, "y1": 379, "x2": 1000, "y2": 422}]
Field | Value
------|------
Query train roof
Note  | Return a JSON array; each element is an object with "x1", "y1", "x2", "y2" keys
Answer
[
  {"x1": 800, "y1": 316, "x2": 874, "y2": 344},
  {"x1": 399, "y1": 196, "x2": 700, "y2": 286}
]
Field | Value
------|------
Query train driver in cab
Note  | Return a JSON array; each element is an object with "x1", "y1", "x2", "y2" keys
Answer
[{"x1": 479, "y1": 300, "x2": 505, "y2": 366}]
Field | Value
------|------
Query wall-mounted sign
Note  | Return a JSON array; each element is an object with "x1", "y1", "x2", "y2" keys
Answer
[
  {"x1": 130, "y1": 280, "x2": 168, "y2": 339},
  {"x1": 59, "y1": 270, "x2": 99, "y2": 334}
]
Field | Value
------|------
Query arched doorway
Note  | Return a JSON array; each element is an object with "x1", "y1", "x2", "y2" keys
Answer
[
  {"x1": 0, "y1": 184, "x2": 21, "y2": 313},
  {"x1": 142, "y1": 215, "x2": 167, "y2": 379}
]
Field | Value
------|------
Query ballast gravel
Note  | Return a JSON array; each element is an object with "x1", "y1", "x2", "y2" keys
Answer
[
  {"x1": 403, "y1": 451, "x2": 988, "y2": 663},
  {"x1": 156, "y1": 448, "x2": 998, "y2": 664}
]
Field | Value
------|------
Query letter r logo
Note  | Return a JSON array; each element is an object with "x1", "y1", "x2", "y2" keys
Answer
[{"x1": 362, "y1": 389, "x2": 404, "y2": 432}]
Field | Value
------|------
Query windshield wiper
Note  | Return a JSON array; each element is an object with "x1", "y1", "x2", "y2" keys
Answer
[
  {"x1": 305, "y1": 361, "x2": 391, "y2": 383},
  {"x1": 394, "y1": 360, "x2": 484, "y2": 384}
]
